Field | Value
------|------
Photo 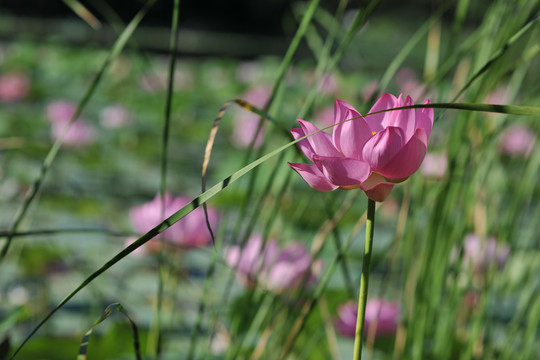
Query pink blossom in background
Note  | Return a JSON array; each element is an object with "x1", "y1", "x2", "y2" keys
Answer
[
  {"x1": 304, "y1": 71, "x2": 339, "y2": 95},
  {"x1": 130, "y1": 193, "x2": 219, "y2": 250},
  {"x1": 334, "y1": 298, "x2": 400, "y2": 338},
  {"x1": 46, "y1": 100, "x2": 96, "y2": 147},
  {"x1": 46, "y1": 100, "x2": 77, "y2": 124},
  {"x1": 226, "y1": 236, "x2": 319, "y2": 293},
  {"x1": 225, "y1": 234, "x2": 280, "y2": 286},
  {"x1": 0, "y1": 73, "x2": 30, "y2": 102},
  {"x1": 485, "y1": 87, "x2": 509, "y2": 105},
  {"x1": 361, "y1": 80, "x2": 379, "y2": 102},
  {"x1": 395, "y1": 68, "x2": 426, "y2": 101},
  {"x1": 498, "y1": 124, "x2": 536, "y2": 157},
  {"x1": 50, "y1": 120, "x2": 96, "y2": 147},
  {"x1": 463, "y1": 234, "x2": 510, "y2": 274},
  {"x1": 231, "y1": 85, "x2": 272, "y2": 149},
  {"x1": 420, "y1": 152, "x2": 448, "y2": 178},
  {"x1": 259, "y1": 242, "x2": 318, "y2": 293},
  {"x1": 100, "y1": 104, "x2": 132, "y2": 129},
  {"x1": 314, "y1": 106, "x2": 334, "y2": 129},
  {"x1": 288, "y1": 94, "x2": 434, "y2": 202}
]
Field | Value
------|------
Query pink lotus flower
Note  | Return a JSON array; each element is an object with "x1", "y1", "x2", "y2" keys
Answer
[
  {"x1": 231, "y1": 85, "x2": 271, "y2": 149},
  {"x1": 498, "y1": 124, "x2": 535, "y2": 157},
  {"x1": 0, "y1": 73, "x2": 30, "y2": 102},
  {"x1": 463, "y1": 234, "x2": 510, "y2": 274},
  {"x1": 226, "y1": 236, "x2": 320, "y2": 293},
  {"x1": 225, "y1": 234, "x2": 280, "y2": 287},
  {"x1": 130, "y1": 193, "x2": 218, "y2": 249},
  {"x1": 259, "y1": 242, "x2": 319, "y2": 293},
  {"x1": 288, "y1": 94, "x2": 433, "y2": 201},
  {"x1": 420, "y1": 152, "x2": 448, "y2": 178},
  {"x1": 334, "y1": 298, "x2": 400, "y2": 338},
  {"x1": 46, "y1": 100, "x2": 96, "y2": 147}
]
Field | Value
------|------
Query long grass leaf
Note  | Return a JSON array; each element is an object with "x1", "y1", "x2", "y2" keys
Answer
[{"x1": 77, "y1": 303, "x2": 141, "y2": 360}]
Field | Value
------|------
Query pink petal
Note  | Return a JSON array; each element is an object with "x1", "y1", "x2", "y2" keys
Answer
[
  {"x1": 297, "y1": 119, "x2": 341, "y2": 158},
  {"x1": 332, "y1": 100, "x2": 371, "y2": 160},
  {"x1": 385, "y1": 94, "x2": 416, "y2": 141},
  {"x1": 362, "y1": 126, "x2": 406, "y2": 172},
  {"x1": 288, "y1": 162, "x2": 338, "y2": 191},
  {"x1": 416, "y1": 98, "x2": 434, "y2": 139},
  {"x1": 312, "y1": 155, "x2": 370, "y2": 186},
  {"x1": 364, "y1": 93, "x2": 397, "y2": 133},
  {"x1": 376, "y1": 128, "x2": 428, "y2": 179},
  {"x1": 291, "y1": 127, "x2": 316, "y2": 161}
]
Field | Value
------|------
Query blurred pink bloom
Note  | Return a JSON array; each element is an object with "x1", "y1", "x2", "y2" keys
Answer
[
  {"x1": 463, "y1": 234, "x2": 510, "y2": 274},
  {"x1": 304, "y1": 71, "x2": 339, "y2": 95},
  {"x1": 100, "y1": 104, "x2": 132, "y2": 129},
  {"x1": 395, "y1": 68, "x2": 426, "y2": 101},
  {"x1": 50, "y1": 120, "x2": 96, "y2": 147},
  {"x1": 231, "y1": 85, "x2": 272, "y2": 149},
  {"x1": 361, "y1": 80, "x2": 379, "y2": 102},
  {"x1": 225, "y1": 234, "x2": 280, "y2": 286},
  {"x1": 485, "y1": 87, "x2": 509, "y2": 105},
  {"x1": 0, "y1": 73, "x2": 29, "y2": 102},
  {"x1": 259, "y1": 242, "x2": 318, "y2": 293},
  {"x1": 420, "y1": 152, "x2": 448, "y2": 178},
  {"x1": 130, "y1": 193, "x2": 219, "y2": 249},
  {"x1": 46, "y1": 100, "x2": 95, "y2": 147},
  {"x1": 318, "y1": 73, "x2": 339, "y2": 95},
  {"x1": 334, "y1": 299, "x2": 400, "y2": 338},
  {"x1": 315, "y1": 106, "x2": 334, "y2": 129},
  {"x1": 46, "y1": 100, "x2": 77, "y2": 124},
  {"x1": 288, "y1": 94, "x2": 434, "y2": 202},
  {"x1": 498, "y1": 124, "x2": 535, "y2": 157},
  {"x1": 226, "y1": 236, "x2": 319, "y2": 293}
]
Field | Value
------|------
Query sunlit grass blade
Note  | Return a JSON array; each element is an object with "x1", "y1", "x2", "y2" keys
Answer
[
  {"x1": 62, "y1": 0, "x2": 101, "y2": 30},
  {"x1": 451, "y1": 14, "x2": 540, "y2": 101},
  {"x1": 0, "y1": 0, "x2": 157, "y2": 262},
  {"x1": 77, "y1": 303, "x2": 141, "y2": 360}
]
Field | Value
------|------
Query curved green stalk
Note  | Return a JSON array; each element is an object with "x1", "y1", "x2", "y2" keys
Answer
[{"x1": 353, "y1": 199, "x2": 376, "y2": 360}]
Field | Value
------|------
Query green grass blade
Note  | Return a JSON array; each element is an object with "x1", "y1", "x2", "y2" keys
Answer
[
  {"x1": 77, "y1": 303, "x2": 141, "y2": 360},
  {"x1": 452, "y1": 14, "x2": 540, "y2": 101}
]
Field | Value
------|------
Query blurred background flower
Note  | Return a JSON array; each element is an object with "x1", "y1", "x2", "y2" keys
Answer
[
  {"x1": 130, "y1": 193, "x2": 219, "y2": 250},
  {"x1": 231, "y1": 84, "x2": 272, "y2": 149},
  {"x1": 498, "y1": 124, "x2": 536, "y2": 157},
  {"x1": 335, "y1": 298, "x2": 400, "y2": 338},
  {"x1": 463, "y1": 233, "x2": 510, "y2": 275},
  {"x1": 420, "y1": 152, "x2": 448, "y2": 178},
  {"x1": 0, "y1": 72, "x2": 30, "y2": 102},
  {"x1": 46, "y1": 100, "x2": 96, "y2": 147}
]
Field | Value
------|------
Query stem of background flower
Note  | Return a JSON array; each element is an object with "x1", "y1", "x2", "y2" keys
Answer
[{"x1": 353, "y1": 199, "x2": 376, "y2": 360}]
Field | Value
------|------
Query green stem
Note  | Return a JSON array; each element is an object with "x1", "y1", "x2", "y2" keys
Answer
[{"x1": 353, "y1": 199, "x2": 376, "y2": 360}]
